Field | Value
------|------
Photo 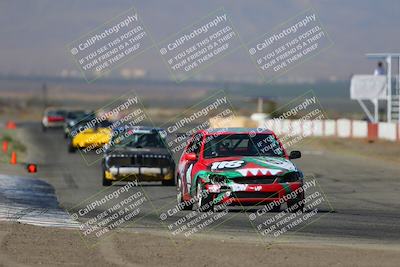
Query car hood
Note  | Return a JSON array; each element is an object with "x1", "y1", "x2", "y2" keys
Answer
[{"x1": 202, "y1": 156, "x2": 297, "y2": 177}]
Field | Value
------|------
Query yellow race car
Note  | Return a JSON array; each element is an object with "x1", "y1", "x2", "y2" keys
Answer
[{"x1": 68, "y1": 119, "x2": 112, "y2": 153}]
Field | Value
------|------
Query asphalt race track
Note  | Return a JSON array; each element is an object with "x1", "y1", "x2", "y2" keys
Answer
[{"x1": 17, "y1": 122, "x2": 400, "y2": 244}]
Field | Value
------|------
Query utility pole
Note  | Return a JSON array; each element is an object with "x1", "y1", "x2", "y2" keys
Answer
[{"x1": 42, "y1": 82, "x2": 47, "y2": 109}]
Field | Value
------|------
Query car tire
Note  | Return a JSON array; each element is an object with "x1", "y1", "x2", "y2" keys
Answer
[
  {"x1": 102, "y1": 171, "x2": 112, "y2": 186},
  {"x1": 162, "y1": 178, "x2": 175, "y2": 186},
  {"x1": 42, "y1": 124, "x2": 47, "y2": 132},
  {"x1": 176, "y1": 176, "x2": 192, "y2": 210},
  {"x1": 270, "y1": 204, "x2": 281, "y2": 212},
  {"x1": 193, "y1": 180, "x2": 214, "y2": 212},
  {"x1": 68, "y1": 140, "x2": 76, "y2": 153}
]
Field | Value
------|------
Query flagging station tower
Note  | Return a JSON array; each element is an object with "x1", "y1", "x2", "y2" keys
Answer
[{"x1": 350, "y1": 53, "x2": 400, "y2": 122}]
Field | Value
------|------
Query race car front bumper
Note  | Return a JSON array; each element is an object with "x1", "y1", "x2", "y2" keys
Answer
[
  {"x1": 104, "y1": 166, "x2": 174, "y2": 182},
  {"x1": 205, "y1": 182, "x2": 303, "y2": 205}
]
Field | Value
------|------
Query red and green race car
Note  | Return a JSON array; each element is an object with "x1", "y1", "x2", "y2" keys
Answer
[{"x1": 177, "y1": 128, "x2": 304, "y2": 212}]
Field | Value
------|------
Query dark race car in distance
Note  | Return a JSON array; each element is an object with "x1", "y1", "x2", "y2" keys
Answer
[
  {"x1": 177, "y1": 128, "x2": 304, "y2": 212},
  {"x1": 63, "y1": 110, "x2": 93, "y2": 139},
  {"x1": 102, "y1": 126, "x2": 175, "y2": 186}
]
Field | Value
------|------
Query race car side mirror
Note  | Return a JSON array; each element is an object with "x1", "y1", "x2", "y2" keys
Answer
[
  {"x1": 185, "y1": 153, "x2": 197, "y2": 161},
  {"x1": 289, "y1": 151, "x2": 301, "y2": 159}
]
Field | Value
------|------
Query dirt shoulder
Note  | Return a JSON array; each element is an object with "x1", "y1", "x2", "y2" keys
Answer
[
  {"x1": 0, "y1": 222, "x2": 399, "y2": 267},
  {"x1": 297, "y1": 137, "x2": 400, "y2": 165}
]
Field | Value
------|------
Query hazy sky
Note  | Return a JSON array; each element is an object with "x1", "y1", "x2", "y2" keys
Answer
[{"x1": 0, "y1": 0, "x2": 399, "y2": 81}]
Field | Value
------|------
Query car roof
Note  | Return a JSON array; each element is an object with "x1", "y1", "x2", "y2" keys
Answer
[
  {"x1": 201, "y1": 127, "x2": 273, "y2": 135},
  {"x1": 44, "y1": 107, "x2": 66, "y2": 112}
]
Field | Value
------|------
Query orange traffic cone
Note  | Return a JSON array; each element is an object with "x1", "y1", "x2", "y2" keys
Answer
[
  {"x1": 10, "y1": 151, "x2": 17, "y2": 164},
  {"x1": 2, "y1": 141, "x2": 8, "y2": 153},
  {"x1": 6, "y1": 121, "x2": 16, "y2": 129}
]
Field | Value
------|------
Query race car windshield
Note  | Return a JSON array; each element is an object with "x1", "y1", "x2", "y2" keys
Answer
[
  {"x1": 112, "y1": 132, "x2": 166, "y2": 149},
  {"x1": 66, "y1": 111, "x2": 88, "y2": 120},
  {"x1": 203, "y1": 134, "x2": 284, "y2": 158},
  {"x1": 47, "y1": 110, "x2": 66, "y2": 117}
]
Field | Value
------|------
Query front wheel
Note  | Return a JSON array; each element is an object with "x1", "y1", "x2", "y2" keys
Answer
[
  {"x1": 193, "y1": 180, "x2": 214, "y2": 212},
  {"x1": 176, "y1": 176, "x2": 192, "y2": 210},
  {"x1": 162, "y1": 177, "x2": 175, "y2": 186},
  {"x1": 287, "y1": 192, "x2": 304, "y2": 213},
  {"x1": 68, "y1": 139, "x2": 76, "y2": 153},
  {"x1": 102, "y1": 170, "x2": 112, "y2": 186}
]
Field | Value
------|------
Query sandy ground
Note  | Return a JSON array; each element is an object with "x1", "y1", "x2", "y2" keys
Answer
[
  {"x1": 0, "y1": 222, "x2": 400, "y2": 267},
  {"x1": 304, "y1": 137, "x2": 400, "y2": 164}
]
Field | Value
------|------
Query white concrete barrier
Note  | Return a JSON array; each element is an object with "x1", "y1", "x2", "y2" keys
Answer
[
  {"x1": 337, "y1": 119, "x2": 351, "y2": 138},
  {"x1": 312, "y1": 120, "x2": 324, "y2": 136},
  {"x1": 302, "y1": 120, "x2": 313, "y2": 137},
  {"x1": 273, "y1": 119, "x2": 283, "y2": 135},
  {"x1": 378, "y1": 122, "x2": 397, "y2": 141},
  {"x1": 282, "y1": 120, "x2": 291, "y2": 134},
  {"x1": 352, "y1": 120, "x2": 368, "y2": 138},
  {"x1": 257, "y1": 118, "x2": 399, "y2": 142},
  {"x1": 324, "y1": 120, "x2": 336, "y2": 136},
  {"x1": 291, "y1": 120, "x2": 302, "y2": 136}
]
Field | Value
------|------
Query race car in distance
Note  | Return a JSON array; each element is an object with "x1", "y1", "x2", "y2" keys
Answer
[
  {"x1": 102, "y1": 126, "x2": 175, "y2": 186},
  {"x1": 63, "y1": 110, "x2": 93, "y2": 138},
  {"x1": 68, "y1": 116, "x2": 112, "y2": 153},
  {"x1": 41, "y1": 107, "x2": 67, "y2": 131},
  {"x1": 177, "y1": 128, "x2": 304, "y2": 212}
]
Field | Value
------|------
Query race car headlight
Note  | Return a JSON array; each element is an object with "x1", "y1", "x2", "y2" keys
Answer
[
  {"x1": 209, "y1": 174, "x2": 226, "y2": 184},
  {"x1": 279, "y1": 172, "x2": 302, "y2": 183}
]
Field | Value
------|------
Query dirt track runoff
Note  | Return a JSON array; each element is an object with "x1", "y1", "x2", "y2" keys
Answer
[{"x1": 1, "y1": 122, "x2": 400, "y2": 266}]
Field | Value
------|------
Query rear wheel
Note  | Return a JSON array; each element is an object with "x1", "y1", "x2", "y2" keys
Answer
[{"x1": 193, "y1": 180, "x2": 213, "y2": 212}]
